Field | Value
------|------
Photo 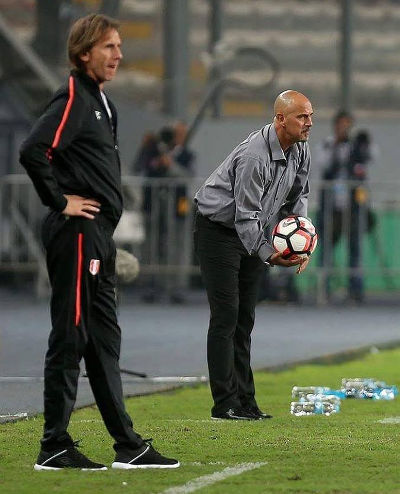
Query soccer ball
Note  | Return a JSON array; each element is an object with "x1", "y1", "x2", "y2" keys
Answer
[{"x1": 272, "y1": 216, "x2": 318, "y2": 259}]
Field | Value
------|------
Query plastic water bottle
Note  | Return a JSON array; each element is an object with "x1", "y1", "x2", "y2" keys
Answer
[
  {"x1": 372, "y1": 387, "x2": 397, "y2": 400},
  {"x1": 292, "y1": 386, "x2": 345, "y2": 399},
  {"x1": 297, "y1": 393, "x2": 341, "y2": 406},
  {"x1": 341, "y1": 378, "x2": 398, "y2": 400},
  {"x1": 290, "y1": 400, "x2": 339, "y2": 416}
]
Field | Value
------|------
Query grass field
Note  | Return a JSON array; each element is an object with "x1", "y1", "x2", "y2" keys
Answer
[{"x1": 1, "y1": 348, "x2": 400, "y2": 494}]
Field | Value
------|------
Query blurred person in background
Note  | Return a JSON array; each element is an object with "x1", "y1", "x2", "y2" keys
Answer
[
  {"x1": 172, "y1": 120, "x2": 195, "y2": 172},
  {"x1": 347, "y1": 129, "x2": 375, "y2": 302},
  {"x1": 316, "y1": 112, "x2": 374, "y2": 302},
  {"x1": 138, "y1": 124, "x2": 194, "y2": 303},
  {"x1": 194, "y1": 90, "x2": 312, "y2": 421},
  {"x1": 316, "y1": 111, "x2": 353, "y2": 251},
  {"x1": 132, "y1": 131, "x2": 159, "y2": 176},
  {"x1": 20, "y1": 14, "x2": 179, "y2": 471}
]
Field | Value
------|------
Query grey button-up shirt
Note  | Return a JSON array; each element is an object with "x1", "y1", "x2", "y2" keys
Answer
[{"x1": 194, "y1": 123, "x2": 310, "y2": 262}]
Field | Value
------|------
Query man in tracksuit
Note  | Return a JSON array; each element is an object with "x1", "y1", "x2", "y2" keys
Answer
[{"x1": 20, "y1": 14, "x2": 179, "y2": 471}]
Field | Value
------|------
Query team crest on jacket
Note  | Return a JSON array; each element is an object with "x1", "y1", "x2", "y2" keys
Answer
[
  {"x1": 95, "y1": 110, "x2": 102, "y2": 120},
  {"x1": 89, "y1": 259, "x2": 100, "y2": 275}
]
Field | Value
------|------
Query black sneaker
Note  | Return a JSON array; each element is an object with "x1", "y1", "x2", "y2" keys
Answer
[
  {"x1": 211, "y1": 407, "x2": 261, "y2": 421},
  {"x1": 34, "y1": 441, "x2": 107, "y2": 471},
  {"x1": 243, "y1": 406, "x2": 273, "y2": 420},
  {"x1": 111, "y1": 440, "x2": 180, "y2": 469}
]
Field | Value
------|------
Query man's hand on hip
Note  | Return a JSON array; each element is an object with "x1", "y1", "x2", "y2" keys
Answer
[{"x1": 62, "y1": 195, "x2": 101, "y2": 220}]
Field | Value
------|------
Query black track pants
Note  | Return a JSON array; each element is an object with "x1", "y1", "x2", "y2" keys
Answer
[
  {"x1": 194, "y1": 213, "x2": 265, "y2": 415},
  {"x1": 41, "y1": 212, "x2": 143, "y2": 452}
]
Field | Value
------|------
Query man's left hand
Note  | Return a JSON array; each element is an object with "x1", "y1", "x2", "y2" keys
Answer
[{"x1": 296, "y1": 255, "x2": 311, "y2": 274}]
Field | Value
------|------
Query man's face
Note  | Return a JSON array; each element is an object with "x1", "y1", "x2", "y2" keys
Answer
[
  {"x1": 281, "y1": 100, "x2": 313, "y2": 144},
  {"x1": 80, "y1": 28, "x2": 122, "y2": 85}
]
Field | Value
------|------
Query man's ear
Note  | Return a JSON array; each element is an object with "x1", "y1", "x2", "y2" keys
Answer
[
  {"x1": 275, "y1": 113, "x2": 285, "y2": 125},
  {"x1": 80, "y1": 52, "x2": 90, "y2": 63}
]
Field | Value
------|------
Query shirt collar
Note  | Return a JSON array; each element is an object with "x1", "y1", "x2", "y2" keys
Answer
[
  {"x1": 264, "y1": 123, "x2": 300, "y2": 163},
  {"x1": 71, "y1": 69, "x2": 101, "y2": 94}
]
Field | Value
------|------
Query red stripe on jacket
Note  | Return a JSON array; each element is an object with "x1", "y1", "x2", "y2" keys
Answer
[
  {"x1": 52, "y1": 75, "x2": 75, "y2": 149},
  {"x1": 75, "y1": 233, "x2": 83, "y2": 327}
]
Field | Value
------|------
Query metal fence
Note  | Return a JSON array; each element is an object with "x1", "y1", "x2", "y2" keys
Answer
[{"x1": 1, "y1": 174, "x2": 400, "y2": 302}]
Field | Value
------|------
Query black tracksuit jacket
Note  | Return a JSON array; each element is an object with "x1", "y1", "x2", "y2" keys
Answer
[{"x1": 20, "y1": 69, "x2": 123, "y2": 229}]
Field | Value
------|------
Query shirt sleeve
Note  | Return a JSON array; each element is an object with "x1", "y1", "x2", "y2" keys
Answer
[
  {"x1": 19, "y1": 75, "x2": 85, "y2": 212},
  {"x1": 233, "y1": 155, "x2": 275, "y2": 262},
  {"x1": 279, "y1": 144, "x2": 310, "y2": 219}
]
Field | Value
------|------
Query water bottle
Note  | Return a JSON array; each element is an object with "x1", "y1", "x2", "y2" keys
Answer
[
  {"x1": 361, "y1": 384, "x2": 398, "y2": 400},
  {"x1": 371, "y1": 387, "x2": 397, "y2": 400},
  {"x1": 292, "y1": 386, "x2": 345, "y2": 399},
  {"x1": 341, "y1": 378, "x2": 398, "y2": 400},
  {"x1": 297, "y1": 393, "x2": 341, "y2": 406},
  {"x1": 341, "y1": 378, "x2": 374, "y2": 398},
  {"x1": 290, "y1": 400, "x2": 339, "y2": 416}
]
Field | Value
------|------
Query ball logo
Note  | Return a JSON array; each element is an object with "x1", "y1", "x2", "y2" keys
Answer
[
  {"x1": 282, "y1": 219, "x2": 296, "y2": 228},
  {"x1": 89, "y1": 259, "x2": 100, "y2": 275}
]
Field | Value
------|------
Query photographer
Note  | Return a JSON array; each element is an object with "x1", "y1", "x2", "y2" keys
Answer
[
  {"x1": 348, "y1": 130, "x2": 374, "y2": 302},
  {"x1": 141, "y1": 126, "x2": 191, "y2": 303},
  {"x1": 316, "y1": 113, "x2": 375, "y2": 303}
]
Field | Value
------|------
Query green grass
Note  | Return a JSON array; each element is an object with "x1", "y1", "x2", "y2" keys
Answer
[{"x1": 1, "y1": 349, "x2": 400, "y2": 494}]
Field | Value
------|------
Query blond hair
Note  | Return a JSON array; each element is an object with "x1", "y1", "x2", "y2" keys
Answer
[{"x1": 67, "y1": 14, "x2": 120, "y2": 69}]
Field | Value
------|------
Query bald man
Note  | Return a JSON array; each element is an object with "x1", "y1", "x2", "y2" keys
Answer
[{"x1": 194, "y1": 90, "x2": 313, "y2": 420}]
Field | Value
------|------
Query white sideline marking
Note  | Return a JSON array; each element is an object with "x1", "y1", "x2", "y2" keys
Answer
[
  {"x1": 70, "y1": 419, "x2": 216, "y2": 424},
  {"x1": 0, "y1": 376, "x2": 207, "y2": 384},
  {"x1": 73, "y1": 418, "x2": 256, "y2": 425},
  {"x1": 70, "y1": 419, "x2": 103, "y2": 424},
  {"x1": 164, "y1": 419, "x2": 265, "y2": 424},
  {"x1": 161, "y1": 462, "x2": 267, "y2": 494},
  {"x1": 164, "y1": 419, "x2": 216, "y2": 424},
  {"x1": 183, "y1": 462, "x2": 226, "y2": 467},
  {"x1": 377, "y1": 417, "x2": 400, "y2": 424}
]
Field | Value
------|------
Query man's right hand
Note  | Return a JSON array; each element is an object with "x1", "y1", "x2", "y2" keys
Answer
[
  {"x1": 62, "y1": 195, "x2": 101, "y2": 220},
  {"x1": 268, "y1": 252, "x2": 303, "y2": 268}
]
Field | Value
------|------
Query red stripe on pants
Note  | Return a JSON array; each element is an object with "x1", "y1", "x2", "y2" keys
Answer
[{"x1": 75, "y1": 233, "x2": 83, "y2": 327}]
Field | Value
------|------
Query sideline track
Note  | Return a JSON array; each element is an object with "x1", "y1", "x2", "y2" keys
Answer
[{"x1": 1, "y1": 288, "x2": 399, "y2": 416}]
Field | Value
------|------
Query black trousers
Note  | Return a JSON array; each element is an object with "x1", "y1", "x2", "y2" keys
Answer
[
  {"x1": 41, "y1": 212, "x2": 143, "y2": 452},
  {"x1": 194, "y1": 213, "x2": 265, "y2": 414}
]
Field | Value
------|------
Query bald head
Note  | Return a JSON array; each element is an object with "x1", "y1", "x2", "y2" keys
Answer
[
  {"x1": 274, "y1": 90, "x2": 310, "y2": 117},
  {"x1": 273, "y1": 90, "x2": 313, "y2": 151}
]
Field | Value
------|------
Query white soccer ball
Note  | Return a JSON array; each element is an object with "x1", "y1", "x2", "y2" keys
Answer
[{"x1": 272, "y1": 216, "x2": 318, "y2": 259}]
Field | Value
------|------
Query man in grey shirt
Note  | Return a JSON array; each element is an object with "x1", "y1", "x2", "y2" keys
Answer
[{"x1": 194, "y1": 90, "x2": 313, "y2": 420}]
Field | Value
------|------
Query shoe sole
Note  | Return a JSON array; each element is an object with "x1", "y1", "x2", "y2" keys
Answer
[
  {"x1": 111, "y1": 461, "x2": 180, "y2": 469},
  {"x1": 34, "y1": 464, "x2": 107, "y2": 471}
]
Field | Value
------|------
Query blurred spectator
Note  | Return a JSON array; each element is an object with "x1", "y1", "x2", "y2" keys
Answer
[
  {"x1": 132, "y1": 132, "x2": 159, "y2": 176},
  {"x1": 171, "y1": 121, "x2": 195, "y2": 171},
  {"x1": 316, "y1": 112, "x2": 375, "y2": 302},
  {"x1": 348, "y1": 129, "x2": 376, "y2": 301},
  {"x1": 136, "y1": 124, "x2": 195, "y2": 303}
]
